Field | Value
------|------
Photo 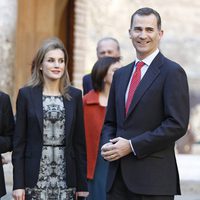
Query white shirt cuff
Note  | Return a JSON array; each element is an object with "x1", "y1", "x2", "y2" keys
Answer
[{"x1": 129, "y1": 140, "x2": 136, "y2": 155}]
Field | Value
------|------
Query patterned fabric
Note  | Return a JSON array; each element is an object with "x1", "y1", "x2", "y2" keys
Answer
[{"x1": 25, "y1": 96, "x2": 75, "y2": 200}]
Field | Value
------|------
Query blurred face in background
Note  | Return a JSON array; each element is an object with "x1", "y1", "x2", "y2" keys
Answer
[
  {"x1": 97, "y1": 40, "x2": 120, "y2": 59},
  {"x1": 104, "y1": 61, "x2": 121, "y2": 85}
]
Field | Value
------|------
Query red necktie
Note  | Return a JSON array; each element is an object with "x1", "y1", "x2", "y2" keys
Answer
[{"x1": 125, "y1": 61, "x2": 145, "y2": 114}]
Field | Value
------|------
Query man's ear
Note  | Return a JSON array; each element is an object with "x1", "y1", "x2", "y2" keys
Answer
[
  {"x1": 159, "y1": 30, "x2": 164, "y2": 39},
  {"x1": 128, "y1": 29, "x2": 132, "y2": 39}
]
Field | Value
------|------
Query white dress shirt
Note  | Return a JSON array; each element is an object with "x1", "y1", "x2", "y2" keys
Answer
[{"x1": 127, "y1": 49, "x2": 159, "y2": 155}]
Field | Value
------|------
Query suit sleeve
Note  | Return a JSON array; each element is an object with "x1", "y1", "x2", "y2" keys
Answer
[
  {"x1": 101, "y1": 73, "x2": 117, "y2": 145},
  {"x1": 0, "y1": 94, "x2": 15, "y2": 153},
  {"x1": 12, "y1": 89, "x2": 27, "y2": 189},
  {"x1": 83, "y1": 74, "x2": 93, "y2": 95},
  {"x1": 131, "y1": 65, "x2": 190, "y2": 158}
]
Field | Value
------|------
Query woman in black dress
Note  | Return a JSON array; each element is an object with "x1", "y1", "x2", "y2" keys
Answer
[{"x1": 12, "y1": 37, "x2": 88, "y2": 200}]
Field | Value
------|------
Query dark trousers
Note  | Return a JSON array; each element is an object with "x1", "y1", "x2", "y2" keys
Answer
[{"x1": 107, "y1": 167, "x2": 174, "y2": 200}]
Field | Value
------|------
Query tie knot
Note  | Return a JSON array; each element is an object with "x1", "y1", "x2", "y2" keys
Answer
[{"x1": 136, "y1": 61, "x2": 145, "y2": 70}]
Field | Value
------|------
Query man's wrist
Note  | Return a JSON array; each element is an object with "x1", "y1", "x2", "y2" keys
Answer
[{"x1": 129, "y1": 140, "x2": 136, "y2": 155}]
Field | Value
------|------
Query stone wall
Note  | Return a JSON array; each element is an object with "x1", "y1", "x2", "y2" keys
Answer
[
  {"x1": 0, "y1": 0, "x2": 17, "y2": 98},
  {"x1": 84, "y1": 0, "x2": 200, "y2": 90},
  {"x1": 73, "y1": 0, "x2": 87, "y2": 87}
]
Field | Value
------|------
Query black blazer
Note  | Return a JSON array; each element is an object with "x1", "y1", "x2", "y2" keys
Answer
[
  {"x1": 12, "y1": 85, "x2": 87, "y2": 191},
  {"x1": 102, "y1": 52, "x2": 189, "y2": 195},
  {"x1": 0, "y1": 92, "x2": 15, "y2": 197},
  {"x1": 82, "y1": 74, "x2": 93, "y2": 95}
]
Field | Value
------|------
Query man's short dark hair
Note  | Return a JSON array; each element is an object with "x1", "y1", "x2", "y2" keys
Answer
[{"x1": 130, "y1": 7, "x2": 162, "y2": 30}]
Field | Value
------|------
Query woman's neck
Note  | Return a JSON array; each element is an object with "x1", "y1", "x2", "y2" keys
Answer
[
  {"x1": 43, "y1": 82, "x2": 61, "y2": 96},
  {"x1": 99, "y1": 83, "x2": 110, "y2": 107}
]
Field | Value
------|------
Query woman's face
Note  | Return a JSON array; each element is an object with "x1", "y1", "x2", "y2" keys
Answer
[
  {"x1": 104, "y1": 61, "x2": 121, "y2": 85},
  {"x1": 41, "y1": 48, "x2": 65, "y2": 83}
]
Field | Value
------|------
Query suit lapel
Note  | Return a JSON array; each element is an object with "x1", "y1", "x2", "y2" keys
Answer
[
  {"x1": 118, "y1": 62, "x2": 135, "y2": 119},
  {"x1": 63, "y1": 96, "x2": 74, "y2": 147},
  {"x1": 31, "y1": 85, "x2": 74, "y2": 146},
  {"x1": 126, "y1": 53, "x2": 163, "y2": 118},
  {"x1": 31, "y1": 86, "x2": 43, "y2": 133}
]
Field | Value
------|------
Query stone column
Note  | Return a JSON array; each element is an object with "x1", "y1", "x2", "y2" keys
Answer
[
  {"x1": 73, "y1": 0, "x2": 87, "y2": 89},
  {"x1": 0, "y1": 0, "x2": 17, "y2": 98}
]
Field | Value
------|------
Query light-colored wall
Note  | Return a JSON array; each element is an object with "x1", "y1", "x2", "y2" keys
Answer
[
  {"x1": 73, "y1": 0, "x2": 87, "y2": 87},
  {"x1": 84, "y1": 0, "x2": 200, "y2": 92},
  {"x1": 0, "y1": 0, "x2": 17, "y2": 97}
]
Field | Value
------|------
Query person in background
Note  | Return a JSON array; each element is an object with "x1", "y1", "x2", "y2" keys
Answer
[
  {"x1": 82, "y1": 37, "x2": 121, "y2": 95},
  {"x1": 0, "y1": 91, "x2": 14, "y2": 199},
  {"x1": 101, "y1": 7, "x2": 189, "y2": 200},
  {"x1": 83, "y1": 57, "x2": 121, "y2": 200},
  {"x1": 12, "y1": 37, "x2": 88, "y2": 200}
]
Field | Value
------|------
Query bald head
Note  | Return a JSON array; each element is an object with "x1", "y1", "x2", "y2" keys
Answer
[{"x1": 96, "y1": 37, "x2": 121, "y2": 59}]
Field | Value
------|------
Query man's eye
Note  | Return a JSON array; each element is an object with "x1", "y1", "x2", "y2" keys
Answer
[
  {"x1": 134, "y1": 28, "x2": 142, "y2": 32},
  {"x1": 147, "y1": 28, "x2": 153, "y2": 32}
]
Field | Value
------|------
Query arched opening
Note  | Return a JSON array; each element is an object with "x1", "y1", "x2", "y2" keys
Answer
[{"x1": 14, "y1": 0, "x2": 76, "y2": 106}]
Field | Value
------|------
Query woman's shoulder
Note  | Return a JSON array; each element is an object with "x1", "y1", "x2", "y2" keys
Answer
[
  {"x1": 0, "y1": 91, "x2": 9, "y2": 98},
  {"x1": 68, "y1": 86, "x2": 82, "y2": 97},
  {"x1": 19, "y1": 85, "x2": 41, "y2": 93},
  {"x1": 0, "y1": 91, "x2": 11, "y2": 103}
]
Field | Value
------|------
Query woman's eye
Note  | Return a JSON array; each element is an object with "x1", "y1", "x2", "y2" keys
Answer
[{"x1": 48, "y1": 59, "x2": 54, "y2": 62}]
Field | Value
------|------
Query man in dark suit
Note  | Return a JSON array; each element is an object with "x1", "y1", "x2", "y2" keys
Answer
[
  {"x1": 101, "y1": 7, "x2": 189, "y2": 200},
  {"x1": 82, "y1": 37, "x2": 121, "y2": 95},
  {"x1": 0, "y1": 92, "x2": 15, "y2": 198}
]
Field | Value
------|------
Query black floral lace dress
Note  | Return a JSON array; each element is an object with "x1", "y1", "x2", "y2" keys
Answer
[{"x1": 25, "y1": 96, "x2": 76, "y2": 200}]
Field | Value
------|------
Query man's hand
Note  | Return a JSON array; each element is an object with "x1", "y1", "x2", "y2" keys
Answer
[
  {"x1": 1, "y1": 155, "x2": 8, "y2": 165},
  {"x1": 101, "y1": 137, "x2": 132, "y2": 161}
]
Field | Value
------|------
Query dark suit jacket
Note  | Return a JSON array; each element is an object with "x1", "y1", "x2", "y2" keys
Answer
[
  {"x1": 102, "y1": 52, "x2": 189, "y2": 195},
  {"x1": 12, "y1": 85, "x2": 87, "y2": 192},
  {"x1": 0, "y1": 92, "x2": 15, "y2": 197},
  {"x1": 82, "y1": 74, "x2": 93, "y2": 95}
]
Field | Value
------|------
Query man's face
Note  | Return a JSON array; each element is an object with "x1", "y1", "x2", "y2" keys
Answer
[
  {"x1": 129, "y1": 14, "x2": 163, "y2": 60},
  {"x1": 97, "y1": 40, "x2": 120, "y2": 59}
]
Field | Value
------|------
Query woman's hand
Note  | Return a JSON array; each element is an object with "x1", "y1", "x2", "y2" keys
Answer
[
  {"x1": 76, "y1": 191, "x2": 89, "y2": 199},
  {"x1": 12, "y1": 189, "x2": 25, "y2": 200}
]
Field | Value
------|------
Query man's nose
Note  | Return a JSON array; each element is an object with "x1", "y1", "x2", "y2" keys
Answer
[{"x1": 139, "y1": 30, "x2": 147, "y2": 39}]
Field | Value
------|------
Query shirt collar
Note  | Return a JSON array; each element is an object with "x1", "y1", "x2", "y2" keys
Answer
[
  {"x1": 84, "y1": 90, "x2": 100, "y2": 105},
  {"x1": 135, "y1": 49, "x2": 159, "y2": 66}
]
